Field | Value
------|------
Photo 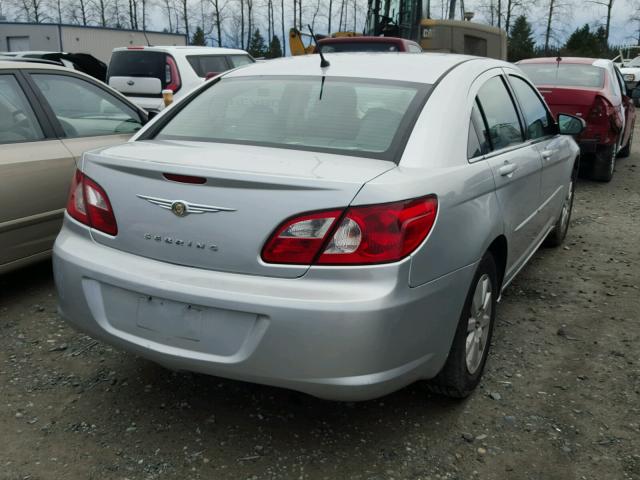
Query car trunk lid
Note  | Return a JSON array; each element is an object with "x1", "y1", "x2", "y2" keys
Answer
[
  {"x1": 536, "y1": 86, "x2": 601, "y2": 119},
  {"x1": 81, "y1": 140, "x2": 396, "y2": 278}
]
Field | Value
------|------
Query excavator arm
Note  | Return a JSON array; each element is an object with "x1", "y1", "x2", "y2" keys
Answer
[{"x1": 289, "y1": 28, "x2": 316, "y2": 56}]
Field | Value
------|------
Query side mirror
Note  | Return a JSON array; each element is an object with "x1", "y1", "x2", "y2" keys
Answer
[
  {"x1": 632, "y1": 87, "x2": 640, "y2": 100},
  {"x1": 557, "y1": 113, "x2": 586, "y2": 136},
  {"x1": 146, "y1": 110, "x2": 159, "y2": 122},
  {"x1": 205, "y1": 71, "x2": 220, "y2": 80}
]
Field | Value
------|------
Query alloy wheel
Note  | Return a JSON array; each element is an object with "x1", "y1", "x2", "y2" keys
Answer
[{"x1": 465, "y1": 274, "x2": 493, "y2": 374}]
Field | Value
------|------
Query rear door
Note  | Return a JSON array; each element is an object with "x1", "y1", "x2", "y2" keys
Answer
[
  {"x1": 25, "y1": 70, "x2": 144, "y2": 159},
  {"x1": 107, "y1": 50, "x2": 173, "y2": 111},
  {"x1": 472, "y1": 73, "x2": 544, "y2": 277},
  {"x1": 0, "y1": 70, "x2": 73, "y2": 269},
  {"x1": 506, "y1": 73, "x2": 572, "y2": 229}
]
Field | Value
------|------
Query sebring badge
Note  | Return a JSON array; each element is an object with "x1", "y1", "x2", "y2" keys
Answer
[{"x1": 136, "y1": 195, "x2": 236, "y2": 217}]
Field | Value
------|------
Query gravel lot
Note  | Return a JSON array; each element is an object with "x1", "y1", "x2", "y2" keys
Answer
[{"x1": 1, "y1": 125, "x2": 639, "y2": 480}]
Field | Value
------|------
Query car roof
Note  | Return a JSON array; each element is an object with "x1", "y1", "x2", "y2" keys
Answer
[
  {"x1": 112, "y1": 46, "x2": 249, "y2": 55},
  {"x1": 518, "y1": 57, "x2": 608, "y2": 66},
  {"x1": 224, "y1": 52, "x2": 488, "y2": 84},
  {"x1": 0, "y1": 60, "x2": 70, "y2": 70}
]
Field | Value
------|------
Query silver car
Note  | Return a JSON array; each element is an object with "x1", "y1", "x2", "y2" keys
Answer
[{"x1": 53, "y1": 54, "x2": 582, "y2": 401}]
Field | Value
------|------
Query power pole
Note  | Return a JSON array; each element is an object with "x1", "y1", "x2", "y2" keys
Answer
[{"x1": 448, "y1": 0, "x2": 456, "y2": 19}]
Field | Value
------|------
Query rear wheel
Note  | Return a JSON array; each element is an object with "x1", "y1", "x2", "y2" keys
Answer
[
  {"x1": 617, "y1": 130, "x2": 633, "y2": 158},
  {"x1": 427, "y1": 252, "x2": 497, "y2": 398},
  {"x1": 590, "y1": 144, "x2": 616, "y2": 182},
  {"x1": 544, "y1": 171, "x2": 576, "y2": 247}
]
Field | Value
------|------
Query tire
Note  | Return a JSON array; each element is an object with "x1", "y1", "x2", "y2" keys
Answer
[
  {"x1": 590, "y1": 144, "x2": 616, "y2": 182},
  {"x1": 544, "y1": 169, "x2": 576, "y2": 247},
  {"x1": 427, "y1": 252, "x2": 498, "y2": 398},
  {"x1": 617, "y1": 130, "x2": 633, "y2": 158}
]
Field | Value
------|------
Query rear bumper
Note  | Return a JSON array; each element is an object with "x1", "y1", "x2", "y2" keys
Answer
[
  {"x1": 578, "y1": 139, "x2": 599, "y2": 154},
  {"x1": 53, "y1": 220, "x2": 475, "y2": 401}
]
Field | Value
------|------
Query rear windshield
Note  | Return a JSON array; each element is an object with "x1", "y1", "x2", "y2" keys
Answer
[
  {"x1": 519, "y1": 63, "x2": 605, "y2": 88},
  {"x1": 319, "y1": 42, "x2": 401, "y2": 53},
  {"x1": 187, "y1": 55, "x2": 230, "y2": 77},
  {"x1": 108, "y1": 51, "x2": 169, "y2": 87},
  {"x1": 153, "y1": 76, "x2": 429, "y2": 161}
]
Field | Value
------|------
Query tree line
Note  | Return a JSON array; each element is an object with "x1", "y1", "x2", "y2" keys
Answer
[
  {"x1": 1, "y1": 0, "x2": 370, "y2": 56},
  {"x1": 1, "y1": 0, "x2": 638, "y2": 57}
]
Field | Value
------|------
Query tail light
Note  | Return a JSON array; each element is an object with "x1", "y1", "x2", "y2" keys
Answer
[
  {"x1": 261, "y1": 196, "x2": 437, "y2": 265},
  {"x1": 165, "y1": 55, "x2": 181, "y2": 93},
  {"x1": 66, "y1": 170, "x2": 118, "y2": 236},
  {"x1": 589, "y1": 95, "x2": 612, "y2": 120}
]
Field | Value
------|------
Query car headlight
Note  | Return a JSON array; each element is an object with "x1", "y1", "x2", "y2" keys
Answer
[{"x1": 624, "y1": 73, "x2": 636, "y2": 81}]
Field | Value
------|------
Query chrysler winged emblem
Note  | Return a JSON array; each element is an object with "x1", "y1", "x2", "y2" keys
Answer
[{"x1": 137, "y1": 195, "x2": 236, "y2": 217}]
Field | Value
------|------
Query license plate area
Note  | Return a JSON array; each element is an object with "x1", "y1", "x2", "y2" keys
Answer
[{"x1": 136, "y1": 296, "x2": 203, "y2": 342}]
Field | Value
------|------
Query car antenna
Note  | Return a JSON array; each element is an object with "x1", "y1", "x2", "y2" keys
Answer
[{"x1": 308, "y1": 24, "x2": 330, "y2": 68}]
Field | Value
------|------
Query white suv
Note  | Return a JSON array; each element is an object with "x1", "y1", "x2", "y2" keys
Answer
[{"x1": 107, "y1": 46, "x2": 254, "y2": 111}]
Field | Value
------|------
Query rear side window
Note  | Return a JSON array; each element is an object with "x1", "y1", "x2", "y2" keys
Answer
[
  {"x1": 508, "y1": 75, "x2": 556, "y2": 140},
  {"x1": 468, "y1": 101, "x2": 490, "y2": 159},
  {"x1": 0, "y1": 74, "x2": 44, "y2": 144},
  {"x1": 187, "y1": 55, "x2": 230, "y2": 77},
  {"x1": 153, "y1": 76, "x2": 430, "y2": 161},
  {"x1": 228, "y1": 55, "x2": 254, "y2": 68},
  {"x1": 476, "y1": 76, "x2": 524, "y2": 151}
]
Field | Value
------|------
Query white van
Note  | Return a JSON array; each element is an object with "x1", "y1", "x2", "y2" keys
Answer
[{"x1": 107, "y1": 46, "x2": 254, "y2": 111}]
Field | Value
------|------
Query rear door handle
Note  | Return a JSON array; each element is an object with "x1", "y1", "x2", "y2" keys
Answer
[
  {"x1": 498, "y1": 162, "x2": 518, "y2": 176},
  {"x1": 541, "y1": 149, "x2": 556, "y2": 161}
]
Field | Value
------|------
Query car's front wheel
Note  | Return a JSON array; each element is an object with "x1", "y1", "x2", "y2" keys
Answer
[{"x1": 428, "y1": 252, "x2": 497, "y2": 398}]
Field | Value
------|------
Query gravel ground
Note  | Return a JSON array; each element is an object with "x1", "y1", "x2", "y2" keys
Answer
[{"x1": 1, "y1": 127, "x2": 639, "y2": 480}]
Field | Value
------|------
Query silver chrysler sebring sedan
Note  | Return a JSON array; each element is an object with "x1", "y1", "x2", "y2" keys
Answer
[{"x1": 53, "y1": 53, "x2": 583, "y2": 401}]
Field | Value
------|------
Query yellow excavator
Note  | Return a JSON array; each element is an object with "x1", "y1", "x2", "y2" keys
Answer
[
  {"x1": 289, "y1": 0, "x2": 506, "y2": 59},
  {"x1": 288, "y1": 28, "x2": 359, "y2": 56}
]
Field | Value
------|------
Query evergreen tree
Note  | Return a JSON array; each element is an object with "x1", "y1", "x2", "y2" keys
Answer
[
  {"x1": 248, "y1": 29, "x2": 267, "y2": 58},
  {"x1": 191, "y1": 27, "x2": 207, "y2": 46},
  {"x1": 267, "y1": 35, "x2": 283, "y2": 58},
  {"x1": 507, "y1": 15, "x2": 535, "y2": 62},
  {"x1": 563, "y1": 24, "x2": 603, "y2": 57}
]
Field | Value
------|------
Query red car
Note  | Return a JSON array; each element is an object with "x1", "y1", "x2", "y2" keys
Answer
[
  {"x1": 518, "y1": 57, "x2": 635, "y2": 182},
  {"x1": 317, "y1": 36, "x2": 423, "y2": 53}
]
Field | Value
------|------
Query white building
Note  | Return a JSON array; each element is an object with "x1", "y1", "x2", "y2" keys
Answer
[{"x1": 0, "y1": 22, "x2": 187, "y2": 63}]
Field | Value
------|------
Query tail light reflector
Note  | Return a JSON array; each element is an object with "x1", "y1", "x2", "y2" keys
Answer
[
  {"x1": 261, "y1": 196, "x2": 437, "y2": 266},
  {"x1": 66, "y1": 170, "x2": 118, "y2": 236}
]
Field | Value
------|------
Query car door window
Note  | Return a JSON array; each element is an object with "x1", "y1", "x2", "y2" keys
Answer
[
  {"x1": 0, "y1": 74, "x2": 44, "y2": 144},
  {"x1": 31, "y1": 74, "x2": 142, "y2": 138},
  {"x1": 476, "y1": 76, "x2": 524, "y2": 151},
  {"x1": 508, "y1": 75, "x2": 556, "y2": 140},
  {"x1": 615, "y1": 68, "x2": 628, "y2": 96}
]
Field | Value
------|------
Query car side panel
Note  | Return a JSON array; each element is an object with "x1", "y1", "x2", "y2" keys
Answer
[
  {"x1": 348, "y1": 161, "x2": 501, "y2": 288},
  {"x1": 0, "y1": 140, "x2": 74, "y2": 268}
]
